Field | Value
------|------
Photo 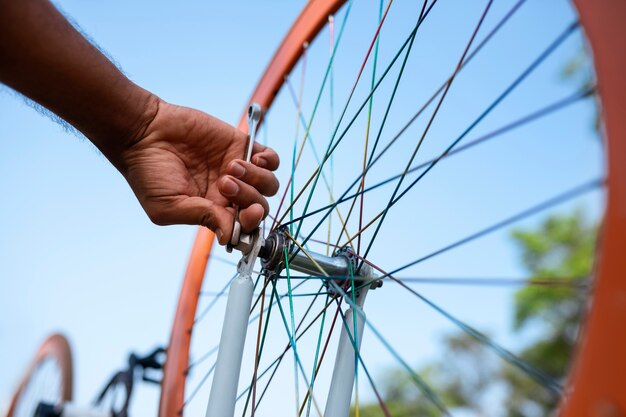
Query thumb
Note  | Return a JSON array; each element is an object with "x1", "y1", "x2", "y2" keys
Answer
[{"x1": 168, "y1": 197, "x2": 234, "y2": 245}]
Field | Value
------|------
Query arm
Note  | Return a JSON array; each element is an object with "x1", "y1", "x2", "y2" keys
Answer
[
  {"x1": 0, "y1": 0, "x2": 279, "y2": 244},
  {"x1": 0, "y1": 0, "x2": 155, "y2": 162}
]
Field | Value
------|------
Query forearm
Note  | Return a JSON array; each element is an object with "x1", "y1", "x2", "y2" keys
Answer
[{"x1": 0, "y1": 0, "x2": 157, "y2": 167}]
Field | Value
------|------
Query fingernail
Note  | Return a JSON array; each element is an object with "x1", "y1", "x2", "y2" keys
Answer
[
  {"x1": 222, "y1": 177, "x2": 239, "y2": 196},
  {"x1": 230, "y1": 162, "x2": 246, "y2": 178},
  {"x1": 254, "y1": 156, "x2": 267, "y2": 168},
  {"x1": 216, "y1": 229, "x2": 223, "y2": 241}
]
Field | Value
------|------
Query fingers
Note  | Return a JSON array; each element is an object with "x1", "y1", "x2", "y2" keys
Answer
[
  {"x1": 226, "y1": 160, "x2": 279, "y2": 196},
  {"x1": 251, "y1": 143, "x2": 280, "y2": 171},
  {"x1": 219, "y1": 145, "x2": 279, "y2": 233},
  {"x1": 146, "y1": 196, "x2": 234, "y2": 245},
  {"x1": 144, "y1": 194, "x2": 261, "y2": 244},
  {"x1": 239, "y1": 203, "x2": 265, "y2": 232},
  {"x1": 218, "y1": 176, "x2": 270, "y2": 215}
]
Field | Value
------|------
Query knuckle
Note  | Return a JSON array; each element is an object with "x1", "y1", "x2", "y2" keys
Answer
[
  {"x1": 267, "y1": 177, "x2": 280, "y2": 196},
  {"x1": 147, "y1": 209, "x2": 168, "y2": 226},
  {"x1": 199, "y1": 210, "x2": 215, "y2": 229}
]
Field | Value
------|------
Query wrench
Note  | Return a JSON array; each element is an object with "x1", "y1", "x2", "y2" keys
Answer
[{"x1": 229, "y1": 103, "x2": 261, "y2": 249}]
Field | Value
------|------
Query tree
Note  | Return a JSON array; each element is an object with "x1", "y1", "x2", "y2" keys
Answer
[
  {"x1": 500, "y1": 210, "x2": 596, "y2": 416},
  {"x1": 351, "y1": 332, "x2": 495, "y2": 416}
]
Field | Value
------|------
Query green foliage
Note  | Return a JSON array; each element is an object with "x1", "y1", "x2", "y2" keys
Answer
[
  {"x1": 350, "y1": 332, "x2": 494, "y2": 416},
  {"x1": 511, "y1": 210, "x2": 595, "y2": 331},
  {"x1": 501, "y1": 210, "x2": 596, "y2": 416}
]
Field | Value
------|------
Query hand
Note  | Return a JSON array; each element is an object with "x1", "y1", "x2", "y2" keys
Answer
[{"x1": 118, "y1": 99, "x2": 279, "y2": 245}]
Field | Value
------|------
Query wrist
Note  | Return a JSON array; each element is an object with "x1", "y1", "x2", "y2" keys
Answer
[{"x1": 88, "y1": 86, "x2": 160, "y2": 172}]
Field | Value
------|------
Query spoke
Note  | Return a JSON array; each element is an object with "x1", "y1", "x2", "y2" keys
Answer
[
  {"x1": 326, "y1": 279, "x2": 452, "y2": 415},
  {"x1": 342, "y1": 21, "x2": 582, "y2": 254},
  {"x1": 358, "y1": 0, "x2": 386, "y2": 255},
  {"x1": 327, "y1": 14, "x2": 336, "y2": 257},
  {"x1": 283, "y1": 86, "x2": 593, "y2": 229},
  {"x1": 186, "y1": 345, "x2": 219, "y2": 373},
  {"x1": 334, "y1": 0, "x2": 426, "y2": 251},
  {"x1": 334, "y1": 299, "x2": 393, "y2": 417},
  {"x1": 284, "y1": 77, "x2": 353, "y2": 243},
  {"x1": 381, "y1": 276, "x2": 590, "y2": 288},
  {"x1": 284, "y1": 3, "x2": 544, "y2": 264},
  {"x1": 181, "y1": 361, "x2": 217, "y2": 410},
  {"x1": 349, "y1": 262, "x2": 360, "y2": 415},
  {"x1": 356, "y1": 254, "x2": 564, "y2": 396},
  {"x1": 272, "y1": 275, "x2": 586, "y2": 291},
  {"x1": 269, "y1": 0, "x2": 355, "y2": 232},
  {"x1": 209, "y1": 254, "x2": 239, "y2": 267},
  {"x1": 276, "y1": 0, "x2": 438, "y2": 229},
  {"x1": 360, "y1": 0, "x2": 494, "y2": 261},
  {"x1": 299, "y1": 292, "x2": 392, "y2": 417},
  {"x1": 270, "y1": 280, "x2": 324, "y2": 417},
  {"x1": 293, "y1": 0, "x2": 429, "y2": 240},
  {"x1": 242, "y1": 279, "x2": 276, "y2": 417},
  {"x1": 280, "y1": 0, "x2": 526, "y2": 231},
  {"x1": 310, "y1": 236, "x2": 343, "y2": 250},
  {"x1": 288, "y1": 42, "x2": 309, "y2": 235},
  {"x1": 249, "y1": 275, "x2": 307, "y2": 318},
  {"x1": 290, "y1": 291, "x2": 334, "y2": 297},
  {"x1": 302, "y1": 294, "x2": 330, "y2": 417},
  {"x1": 385, "y1": 179, "x2": 602, "y2": 278},
  {"x1": 283, "y1": 248, "x2": 302, "y2": 414},
  {"x1": 199, "y1": 290, "x2": 270, "y2": 298},
  {"x1": 239, "y1": 287, "x2": 336, "y2": 410},
  {"x1": 193, "y1": 272, "x2": 238, "y2": 325},
  {"x1": 249, "y1": 278, "x2": 271, "y2": 417},
  {"x1": 298, "y1": 300, "x2": 343, "y2": 417},
  {"x1": 292, "y1": 0, "x2": 361, "y2": 173}
]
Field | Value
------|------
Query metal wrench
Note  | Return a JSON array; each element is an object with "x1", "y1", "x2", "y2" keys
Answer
[{"x1": 228, "y1": 103, "x2": 261, "y2": 249}]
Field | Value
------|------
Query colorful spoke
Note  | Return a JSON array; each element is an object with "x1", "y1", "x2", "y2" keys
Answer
[
  {"x1": 276, "y1": 0, "x2": 437, "y2": 229},
  {"x1": 326, "y1": 279, "x2": 452, "y2": 416},
  {"x1": 386, "y1": 179, "x2": 601, "y2": 278},
  {"x1": 359, "y1": 0, "x2": 494, "y2": 262},
  {"x1": 303, "y1": 294, "x2": 329, "y2": 417},
  {"x1": 270, "y1": 280, "x2": 324, "y2": 417},
  {"x1": 284, "y1": 77, "x2": 353, "y2": 243},
  {"x1": 357, "y1": 255, "x2": 564, "y2": 395},
  {"x1": 281, "y1": 86, "x2": 593, "y2": 229},
  {"x1": 334, "y1": 0, "x2": 426, "y2": 251},
  {"x1": 194, "y1": 273, "x2": 238, "y2": 325},
  {"x1": 289, "y1": 20, "x2": 581, "y2": 264},
  {"x1": 293, "y1": 0, "x2": 432, "y2": 240}
]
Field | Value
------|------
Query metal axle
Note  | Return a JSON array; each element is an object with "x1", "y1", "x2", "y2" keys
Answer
[{"x1": 260, "y1": 229, "x2": 382, "y2": 291}]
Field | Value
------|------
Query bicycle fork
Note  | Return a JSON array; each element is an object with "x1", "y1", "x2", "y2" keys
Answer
[{"x1": 206, "y1": 227, "x2": 378, "y2": 417}]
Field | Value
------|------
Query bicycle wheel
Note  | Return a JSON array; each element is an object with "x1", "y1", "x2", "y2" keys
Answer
[
  {"x1": 160, "y1": 1, "x2": 626, "y2": 416},
  {"x1": 5, "y1": 333, "x2": 73, "y2": 417}
]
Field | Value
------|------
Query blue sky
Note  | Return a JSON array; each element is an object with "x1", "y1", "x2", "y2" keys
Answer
[{"x1": 0, "y1": 1, "x2": 603, "y2": 416}]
